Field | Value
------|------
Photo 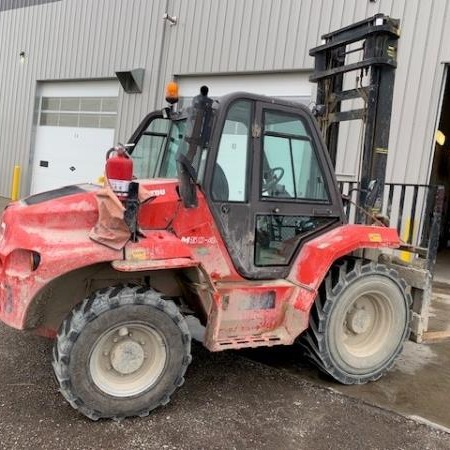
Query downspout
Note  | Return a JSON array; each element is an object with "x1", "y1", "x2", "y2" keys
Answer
[{"x1": 153, "y1": 0, "x2": 171, "y2": 109}]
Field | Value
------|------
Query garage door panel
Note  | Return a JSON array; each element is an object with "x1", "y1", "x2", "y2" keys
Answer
[
  {"x1": 177, "y1": 72, "x2": 312, "y2": 100},
  {"x1": 31, "y1": 81, "x2": 118, "y2": 194},
  {"x1": 34, "y1": 127, "x2": 114, "y2": 156}
]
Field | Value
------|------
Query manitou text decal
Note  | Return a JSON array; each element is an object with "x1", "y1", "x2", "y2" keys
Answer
[{"x1": 148, "y1": 189, "x2": 166, "y2": 197}]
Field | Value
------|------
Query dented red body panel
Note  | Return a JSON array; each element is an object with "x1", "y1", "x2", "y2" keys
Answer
[
  {"x1": 0, "y1": 190, "x2": 122, "y2": 329},
  {"x1": 0, "y1": 180, "x2": 401, "y2": 350}
]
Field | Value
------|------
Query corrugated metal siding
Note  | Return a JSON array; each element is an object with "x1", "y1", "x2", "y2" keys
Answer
[
  {"x1": 0, "y1": 0, "x2": 167, "y2": 196},
  {"x1": 160, "y1": 0, "x2": 450, "y2": 185},
  {"x1": 0, "y1": 0, "x2": 449, "y2": 197},
  {"x1": 0, "y1": 0, "x2": 61, "y2": 12},
  {"x1": 388, "y1": 0, "x2": 447, "y2": 184}
]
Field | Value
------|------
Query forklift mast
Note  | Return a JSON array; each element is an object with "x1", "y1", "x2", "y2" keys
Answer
[{"x1": 310, "y1": 14, "x2": 400, "y2": 221}]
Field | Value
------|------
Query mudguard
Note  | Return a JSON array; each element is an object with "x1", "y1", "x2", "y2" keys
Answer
[{"x1": 288, "y1": 224, "x2": 401, "y2": 312}]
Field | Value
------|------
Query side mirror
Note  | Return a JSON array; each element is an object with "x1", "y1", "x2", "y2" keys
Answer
[
  {"x1": 177, "y1": 86, "x2": 214, "y2": 208},
  {"x1": 184, "y1": 86, "x2": 214, "y2": 148}
]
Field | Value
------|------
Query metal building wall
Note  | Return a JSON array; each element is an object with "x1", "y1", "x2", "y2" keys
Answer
[
  {"x1": 0, "y1": 0, "x2": 449, "y2": 197},
  {"x1": 159, "y1": 0, "x2": 450, "y2": 186},
  {"x1": 0, "y1": 0, "x2": 167, "y2": 196}
]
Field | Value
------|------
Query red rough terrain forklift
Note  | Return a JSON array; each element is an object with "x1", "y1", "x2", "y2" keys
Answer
[{"x1": 0, "y1": 15, "x2": 415, "y2": 420}]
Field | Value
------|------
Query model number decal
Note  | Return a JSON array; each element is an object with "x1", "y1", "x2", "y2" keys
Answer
[{"x1": 181, "y1": 236, "x2": 217, "y2": 245}]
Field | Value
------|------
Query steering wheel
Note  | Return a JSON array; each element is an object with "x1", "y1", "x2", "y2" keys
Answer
[{"x1": 262, "y1": 167, "x2": 285, "y2": 192}]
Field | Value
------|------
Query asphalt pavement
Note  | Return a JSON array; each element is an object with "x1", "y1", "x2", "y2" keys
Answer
[{"x1": 0, "y1": 324, "x2": 449, "y2": 450}]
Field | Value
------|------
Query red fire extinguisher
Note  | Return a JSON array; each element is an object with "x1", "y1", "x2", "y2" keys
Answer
[{"x1": 105, "y1": 146, "x2": 133, "y2": 200}]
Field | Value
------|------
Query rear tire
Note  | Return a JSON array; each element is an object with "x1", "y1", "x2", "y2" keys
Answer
[
  {"x1": 301, "y1": 260, "x2": 411, "y2": 384},
  {"x1": 52, "y1": 285, "x2": 191, "y2": 420}
]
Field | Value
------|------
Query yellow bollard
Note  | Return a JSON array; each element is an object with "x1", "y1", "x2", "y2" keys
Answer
[
  {"x1": 11, "y1": 165, "x2": 21, "y2": 201},
  {"x1": 399, "y1": 218, "x2": 413, "y2": 262}
]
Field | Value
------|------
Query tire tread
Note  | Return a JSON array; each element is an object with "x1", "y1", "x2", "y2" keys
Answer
[
  {"x1": 300, "y1": 260, "x2": 411, "y2": 385},
  {"x1": 52, "y1": 285, "x2": 192, "y2": 421}
]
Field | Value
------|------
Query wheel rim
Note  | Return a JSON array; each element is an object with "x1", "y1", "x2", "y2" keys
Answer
[
  {"x1": 340, "y1": 291, "x2": 393, "y2": 357},
  {"x1": 330, "y1": 279, "x2": 406, "y2": 374},
  {"x1": 89, "y1": 322, "x2": 167, "y2": 397}
]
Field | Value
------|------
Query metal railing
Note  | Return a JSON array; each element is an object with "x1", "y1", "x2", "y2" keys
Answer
[{"x1": 338, "y1": 181, "x2": 445, "y2": 271}]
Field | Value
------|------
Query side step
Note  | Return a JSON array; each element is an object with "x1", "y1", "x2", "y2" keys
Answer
[{"x1": 214, "y1": 333, "x2": 284, "y2": 351}]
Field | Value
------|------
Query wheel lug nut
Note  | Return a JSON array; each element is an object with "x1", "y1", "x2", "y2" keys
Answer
[
  {"x1": 103, "y1": 351, "x2": 109, "y2": 356},
  {"x1": 128, "y1": 332, "x2": 133, "y2": 337},
  {"x1": 113, "y1": 338, "x2": 118, "y2": 343},
  {"x1": 140, "y1": 341, "x2": 145, "y2": 346},
  {"x1": 118, "y1": 327, "x2": 129, "y2": 337}
]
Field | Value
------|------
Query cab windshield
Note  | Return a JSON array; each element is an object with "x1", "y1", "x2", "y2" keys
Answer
[{"x1": 131, "y1": 117, "x2": 187, "y2": 179}]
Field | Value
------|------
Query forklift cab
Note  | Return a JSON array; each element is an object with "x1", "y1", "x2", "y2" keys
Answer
[{"x1": 128, "y1": 91, "x2": 344, "y2": 279}]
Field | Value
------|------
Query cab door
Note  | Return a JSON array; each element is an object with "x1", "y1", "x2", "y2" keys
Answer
[
  {"x1": 251, "y1": 102, "x2": 343, "y2": 278},
  {"x1": 205, "y1": 98, "x2": 255, "y2": 278},
  {"x1": 206, "y1": 96, "x2": 343, "y2": 280}
]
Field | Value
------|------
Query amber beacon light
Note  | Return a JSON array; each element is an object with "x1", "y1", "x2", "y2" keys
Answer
[{"x1": 165, "y1": 81, "x2": 179, "y2": 104}]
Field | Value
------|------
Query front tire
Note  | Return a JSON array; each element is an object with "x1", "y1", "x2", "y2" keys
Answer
[
  {"x1": 52, "y1": 286, "x2": 191, "y2": 420},
  {"x1": 301, "y1": 260, "x2": 411, "y2": 384}
]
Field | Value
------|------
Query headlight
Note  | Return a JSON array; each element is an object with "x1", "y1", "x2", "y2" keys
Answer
[{"x1": 5, "y1": 249, "x2": 41, "y2": 276}]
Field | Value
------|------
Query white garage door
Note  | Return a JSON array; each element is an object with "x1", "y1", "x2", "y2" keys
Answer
[
  {"x1": 177, "y1": 72, "x2": 312, "y2": 104},
  {"x1": 30, "y1": 80, "x2": 119, "y2": 194}
]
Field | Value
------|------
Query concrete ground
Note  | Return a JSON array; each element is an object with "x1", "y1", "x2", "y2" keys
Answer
[
  {"x1": 245, "y1": 283, "x2": 450, "y2": 431},
  {"x1": 244, "y1": 338, "x2": 450, "y2": 431},
  {"x1": 245, "y1": 256, "x2": 450, "y2": 432}
]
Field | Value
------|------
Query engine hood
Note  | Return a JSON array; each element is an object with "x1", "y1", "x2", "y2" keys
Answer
[
  {"x1": 0, "y1": 179, "x2": 182, "y2": 252},
  {"x1": 22, "y1": 184, "x2": 101, "y2": 206},
  {"x1": 2, "y1": 184, "x2": 101, "y2": 234}
]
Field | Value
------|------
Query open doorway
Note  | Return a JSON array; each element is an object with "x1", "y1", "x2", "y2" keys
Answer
[
  {"x1": 430, "y1": 67, "x2": 450, "y2": 250},
  {"x1": 429, "y1": 66, "x2": 450, "y2": 284}
]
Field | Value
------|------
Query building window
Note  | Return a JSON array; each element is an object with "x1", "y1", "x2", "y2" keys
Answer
[{"x1": 39, "y1": 96, "x2": 118, "y2": 129}]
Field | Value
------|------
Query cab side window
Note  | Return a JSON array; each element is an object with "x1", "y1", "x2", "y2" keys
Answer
[
  {"x1": 132, "y1": 118, "x2": 170, "y2": 179},
  {"x1": 212, "y1": 100, "x2": 252, "y2": 202},
  {"x1": 261, "y1": 110, "x2": 329, "y2": 201},
  {"x1": 255, "y1": 215, "x2": 335, "y2": 266},
  {"x1": 255, "y1": 109, "x2": 332, "y2": 267}
]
